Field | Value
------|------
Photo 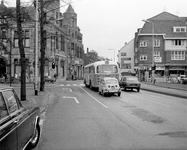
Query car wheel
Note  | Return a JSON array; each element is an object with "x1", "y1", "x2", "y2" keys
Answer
[
  {"x1": 27, "y1": 125, "x2": 40, "y2": 149},
  {"x1": 118, "y1": 92, "x2": 121, "y2": 96},
  {"x1": 124, "y1": 88, "x2": 126, "y2": 91},
  {"x1": 137, "y1": 88, "x2": 140, "y2": 92}
]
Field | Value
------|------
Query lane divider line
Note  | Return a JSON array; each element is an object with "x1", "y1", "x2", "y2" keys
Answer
[{"x1": 79, "y1": 86, "x2": 108, "y2": 108}]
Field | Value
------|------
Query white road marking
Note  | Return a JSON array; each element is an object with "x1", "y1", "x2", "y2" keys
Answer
[
  {"x1": 79, "y1": 86, "x2": 108, "y2": 108},
  {"x1": 62, "y1": 88, "x2": 72, "y2": 92},
  {"x1": 62, "y1": 96, "x2": 79, "y2": 104},
  {"x1": 67, "y1": 84, "x2": 70, "y2": 86},
  {"x1": 60, "y1": 84, "x2": 64, "y2": 86},
  {"x1": 73, "y1": 84, "x2": 78, "y2": 86}
]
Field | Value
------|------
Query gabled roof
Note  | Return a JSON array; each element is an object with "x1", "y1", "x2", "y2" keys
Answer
[
  {"x1": 140, "y1": 11, "x2": 187, "y2": 38},
  {"x1": 148, "y1": 11, "x2": 180, "y2": 20}
]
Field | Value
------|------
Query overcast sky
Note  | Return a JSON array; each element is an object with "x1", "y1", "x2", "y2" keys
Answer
[{"x1": 6, "y1": 0, "x2": 187, "y2": 61}]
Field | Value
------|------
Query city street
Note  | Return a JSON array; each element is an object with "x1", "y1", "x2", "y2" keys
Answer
[{"x1": 33, "y1": 80, "x2": 187, "y2": 150}]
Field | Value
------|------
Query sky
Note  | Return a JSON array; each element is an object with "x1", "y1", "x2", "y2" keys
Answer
[{"x1": 5, "y1": 0, "x2": 187, "y2": 61}]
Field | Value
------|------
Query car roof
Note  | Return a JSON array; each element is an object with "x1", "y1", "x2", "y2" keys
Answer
[
  {"x1": 103, "y1": 77, "x2": 117, "y2": 80},
  {"x1": 0, "y1": 84, "x2": 13, "y2": 91},
  {"x1": 122, "y1": 76, "x2": 137, "y2": 78}
]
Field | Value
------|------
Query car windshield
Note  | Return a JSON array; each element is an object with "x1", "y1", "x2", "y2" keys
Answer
[
  {"x1": 97, "y1": 65, "x2": 118, "y2": 73},
  {"x1": 106, "y1": 79, "x2": 117, "y2": 84}
]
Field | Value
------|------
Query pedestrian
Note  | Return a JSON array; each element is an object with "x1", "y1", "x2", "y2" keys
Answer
[{"x1": 4, "y1": 73, "x2": 7, "y2": 83}]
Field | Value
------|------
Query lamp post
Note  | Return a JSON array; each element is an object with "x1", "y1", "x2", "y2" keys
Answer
[
  {"x1": 142, "y1": 19, "x2": 155, "y2": 84},
  {"x1": 108, "y1": 49, "x2": 115, "y2": 61}
]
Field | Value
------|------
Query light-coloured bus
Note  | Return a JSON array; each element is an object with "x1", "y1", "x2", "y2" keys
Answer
[{"x1": 83, "y1": 60, "x2": 120, "y2": 90}]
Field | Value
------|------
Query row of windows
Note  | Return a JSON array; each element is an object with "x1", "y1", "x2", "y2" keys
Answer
[
  {"x1": 140, "y1": 39, "x2": 160, "y2": 47},
  {"x1": 173, "y1": 27, "x2": 186, "y2": 33},
  {"x1": 139, "y1": 39, "x2": 186, "y2": 47},
  {"x1": 139, "y1": 51, "x2": 185, "y2": 61}
]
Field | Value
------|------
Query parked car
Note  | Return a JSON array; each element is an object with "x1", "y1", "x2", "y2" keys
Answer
[
  {"x1": 182, "y1": 77, "x2": 187, "y2": 85},
  {"x1": 98, "y1": 77, "x2": 121, "y2": 96},
  {"x1": 119, "y1": 76, "x2": 141, "y2": 92},
  {"x1": 0, "y1": 84, "x2": 40, "y2": 150},
  {"x1": 44, "y1": 75, "x2": 55, "y2": 83},
  {"x1": 179, "y1": 75, "x2": 187, "y2": 84}
]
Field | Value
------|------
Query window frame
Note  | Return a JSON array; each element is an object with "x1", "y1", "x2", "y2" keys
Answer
[
  {"x1": 140, "y1": 55, "x2": 147, "y2": 61},
  {"x1": 139, "y1": 41, "x2": 147, "y2": 47}
]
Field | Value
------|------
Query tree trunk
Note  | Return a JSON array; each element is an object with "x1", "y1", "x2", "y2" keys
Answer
[
  {"x1": 16, "y1": 0, "x2": 26, "y2": 100},
  {"x1": 40, "y1": 0, "x2": 45, "y2": 91}
]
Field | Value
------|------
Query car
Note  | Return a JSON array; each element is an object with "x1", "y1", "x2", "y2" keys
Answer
[
  {"x1": 98, "y1": 77, "x2": 121, "y2": 96},
  {"x1": 119, "y1": 76, "x2": 141, "y2": 92},
  {"x1": 44, "y1": 75, "x2": 55, "y2": 83},
  {"x1": 179, "y1": 75, "x2": 187, "y2": 84},
  {"x1": 0, "y1": 84, "x2": 40, "y2": 150}
]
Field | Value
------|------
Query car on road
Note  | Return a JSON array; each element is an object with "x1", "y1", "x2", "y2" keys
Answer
[
  {"x1": 119, "y1": 76, "x2": 141, "y2": 92},
  {"x1": 98, "y1": 77, "x2": 121, "y2": 96},
  {"x1": 179, "y1": 75, "x2": 187, "y2": 84},
  {"x1": 44, "y1": 75, "x2": 55, "y2": 83},
  {"x1": 0, "y1": 84, "x2": 40, "y2": 150}
]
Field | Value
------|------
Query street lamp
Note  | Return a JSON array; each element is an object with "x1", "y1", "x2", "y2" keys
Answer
[
  {"x1": 108, "y1": 49, "x2": 115, "y2": 61},
  {"x1": 142, "y1": 19, "x2": 155, "y2": 84}
]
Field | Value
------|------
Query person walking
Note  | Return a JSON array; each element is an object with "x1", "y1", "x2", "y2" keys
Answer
[{"x1": 4, "y1": 73, "x2": 7, "y2": 83}]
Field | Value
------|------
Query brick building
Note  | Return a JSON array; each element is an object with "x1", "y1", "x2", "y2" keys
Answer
[
  {"x1": 135, "y1": 12, "x2": 187, "y2": 81},
  {"x1": 0, "y1": 0, "x2": 84, "y2": 81}
]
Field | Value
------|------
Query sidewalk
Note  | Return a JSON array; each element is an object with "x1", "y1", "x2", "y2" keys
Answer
[
  {"x1": 11, "y1": 83, "x2": 50, "y2": 113},
  {"x1": 141, "y1": 81, "x2": 187, "y2": 99}
]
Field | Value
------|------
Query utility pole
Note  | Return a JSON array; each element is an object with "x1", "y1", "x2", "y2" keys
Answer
[{"x1": 34, "y1": 0, "x2": 39, "y2": 95}]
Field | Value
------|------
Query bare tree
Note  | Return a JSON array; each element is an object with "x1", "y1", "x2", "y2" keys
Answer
[{"x1": 16, "y1": 0, "x2": 26, "y2": 100}]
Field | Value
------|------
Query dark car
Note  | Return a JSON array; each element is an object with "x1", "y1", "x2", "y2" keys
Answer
[
  {"x1": 0, "y1": 84, "x2": 40, "y2": 150},
  {"x1": 119, "y1": 76, "x2": 141, "y2": 92},
  {"x1": 44, "y1": 75, "x2": 55, "y2": 83}
]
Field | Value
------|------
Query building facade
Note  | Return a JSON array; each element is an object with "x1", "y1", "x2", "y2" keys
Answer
[
  {"x1": 135, "y1": 12, "x2": 187, "y2": 81},
  {"x1": 118, "y1": 40, "x2": 135, "y2": 76},
  {"x1": 0, "y1": 0, "x2": 84, "y2": 82}
]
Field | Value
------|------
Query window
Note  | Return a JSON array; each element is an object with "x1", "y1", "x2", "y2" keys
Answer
[
  {"x1": 154, "y1": 51, "x2": 160, "y2": 57},
  {"x1": 3, "y1": 90, "x2": 18, "y2": 114},
  {"x1": 24, "y1": 30, "x2": 30, "y2": 48},
  {"x1": 121, "y1": 52, "x2": 126, "y2": 56},
  {"x1": 173, "y1": 27, "x2": 186, "y2": 32},
  {"x1": 140, "y1": 55, "x2": 147, "y2": 61},
  {"x1": 171, "y1": 51, "x2": 185, "y2": 60},
  {"x1": 173, "y1": 40, "x2": 184, "y2": 46},
  {"x1": 121, "y1": 63, "x2": 131, "y2": 69},
  {"x1": 0, "y1": 92, "x2": 8, "y2": 120},
  {"x1": 61, "y1": 35, "x2": 65, "y2": 52},
  {"x1": 14, "y1": 30, "x2": 30, "y2": 48},
  {"x1": 139, "y1": 41, "x2": 147, "y2": 47},
  {"x1": 56, "y1": 32, "x2": 58, "y2": 49},
  {"x1": 154, "y1": 39, "x2": 160, "y2": 47}
]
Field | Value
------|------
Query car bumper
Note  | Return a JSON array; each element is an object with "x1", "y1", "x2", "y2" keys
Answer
[{"x1": 103, "y1": 89, "x2": 121, "y2": 94}]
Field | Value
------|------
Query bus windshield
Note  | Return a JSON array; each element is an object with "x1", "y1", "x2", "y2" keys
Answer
[{"x1": 97, "y1": 65, "x2": 118, "y2": 73}]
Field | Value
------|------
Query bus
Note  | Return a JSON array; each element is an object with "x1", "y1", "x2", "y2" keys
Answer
[{"x1": 83, "y1": 60, "x2": 120, "y2": 90}]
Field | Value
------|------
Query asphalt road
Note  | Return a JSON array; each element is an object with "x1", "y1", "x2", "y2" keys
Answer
[{"x1": 37, "y1": 81, "x2": 187, "y2": 150}]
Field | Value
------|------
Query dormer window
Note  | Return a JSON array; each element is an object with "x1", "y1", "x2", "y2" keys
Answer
[{"x1": 173, "y1": 27, "x2": 186, "y2": 33}]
